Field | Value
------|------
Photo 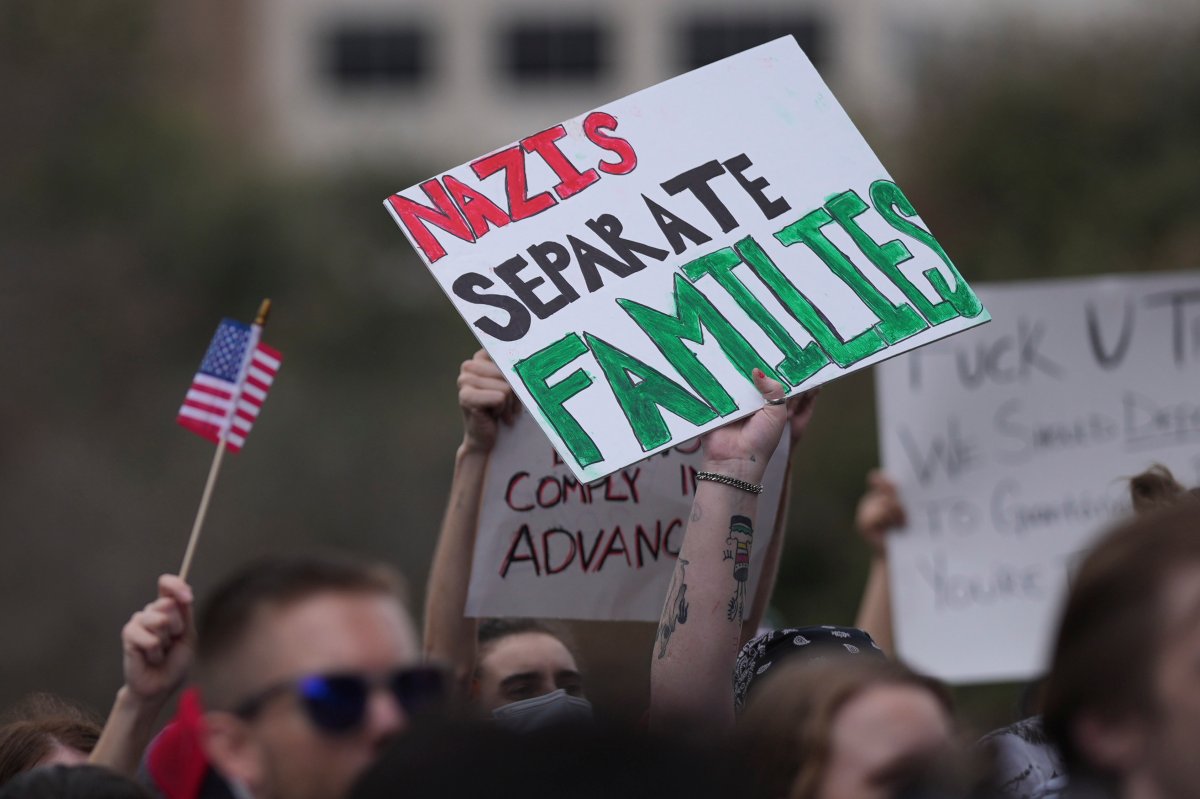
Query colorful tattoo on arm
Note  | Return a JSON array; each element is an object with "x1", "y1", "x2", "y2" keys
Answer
[{"x1": 725, "y1": 515, "x2": 754, "y2": 621}]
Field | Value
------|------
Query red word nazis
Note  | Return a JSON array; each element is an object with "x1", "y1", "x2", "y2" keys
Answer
[{"x1": 387, "y1": 112, "x2": 638, "y2": 263}]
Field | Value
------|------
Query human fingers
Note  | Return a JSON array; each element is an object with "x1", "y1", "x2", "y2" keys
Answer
[
  {"x1": 501, "y1": 390, "x2": 522, "y2": 426},
  {"x1": 787, "y1": 388, "x2": 820, "y2": 444},
  {"x1": 460, "y1": 386, "x2": 509, "y2": 413},
  {"x1": 866, "y1": 491, "x2": 906, "y2": 533},
  {"x1": 752, "y1": 368, "x2": 787, "y2": 404},
  {"x1": 462, "y1": 356, "x2": 505, "y2": 382},
  {"x1": 123, "y1": 618, "x2": 166, "y2": 665},
  {"x1": 458, "y1": 372, "x2": 511, "y2": 398},
  {"x1": 147, "y1": 597, "x2": 187, "y2": 639},
  {"x1": 867, "y1": 469, "x2": 897, "y2": 492},
  {"x1": 790, "y1": 387, "x2": 820, "y2": 414},
  {"x1": 158, "y1": 574, "x2": 193, "y2": 602},
  {"x1": 157, "y1": 575, "x2": 195, "y2": 635},
  {"x1": 742, "y1": 368, "x2": 789, "y2": 465},
  {"x1": 139, "y1": 607, "x2": 181, "y2": 647},
  {"x1": 457, "y1": 357, "x2": 503, "y2": 405},
  {"x1": 458, "y1": 357, "x2": 508, "y2": 385},
  {"x1": 462, "y1": 351, "x2": 512, "y2": 419},
  {"x1": 882, "y1": 487, "x2": 907, "y2": 528}
]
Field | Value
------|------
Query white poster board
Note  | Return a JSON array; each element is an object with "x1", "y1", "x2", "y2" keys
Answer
[
  {"x1": 877, "y1": 272, "x2": 1200, "y2": 683},
  {"x1": 385, "y1": 37, "x2": 989, "y2": 482},
  {"x1": 465, "y1": 412, "x2": 789, "y2": 621}
]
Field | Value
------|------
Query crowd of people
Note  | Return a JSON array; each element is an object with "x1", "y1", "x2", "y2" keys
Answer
[{"x1": 1, "y1": 351, "x2": 1197, "y2": 799}]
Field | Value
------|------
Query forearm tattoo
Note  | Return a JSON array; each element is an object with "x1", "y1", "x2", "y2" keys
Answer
[
  {"x1": 656, "y1": 558, "x2": 690, "y2": 659},
  {"x1": 724, "y1": 515, "x2": 754, "y2": 621}
]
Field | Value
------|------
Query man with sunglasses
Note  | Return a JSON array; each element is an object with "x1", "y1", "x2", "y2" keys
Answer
[{"x1": 196, "y1": 554, "x2": 445, "y2": 799}]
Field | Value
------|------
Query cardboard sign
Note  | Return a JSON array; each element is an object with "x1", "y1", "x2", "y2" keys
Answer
[
  {"x1": 465, "y1": 411, "x2": 789, "y2": 621},
  {"x1": 385, "y1": 37, "x2": 989, "y2": 481},
  {"x1": 877, "y1": 272, "x2": 1200, "y2": 683}
]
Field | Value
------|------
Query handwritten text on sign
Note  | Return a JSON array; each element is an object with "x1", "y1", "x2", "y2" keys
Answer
[
  {"x1": 466, "y1": 412, "x2": 788, "y2": 621},
  {"x1": 385, "y1": 37, "x2": 988, "y2": 481},
  {"x1": 877, "y1": 273, "x2": 1200, "y2": 684}
]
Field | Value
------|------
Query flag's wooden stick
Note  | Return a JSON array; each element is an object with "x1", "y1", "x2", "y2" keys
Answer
[
  {"x1": 178, "y1": 298, "x2": 272, "y2": 581},
  {"x1": 180, "y1": 437, "x2": 228, "y2": 581}
]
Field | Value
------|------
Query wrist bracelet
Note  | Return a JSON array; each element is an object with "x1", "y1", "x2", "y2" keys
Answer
[{"x1": 694, "y1": 471, "x2": 763, "y2": 494}]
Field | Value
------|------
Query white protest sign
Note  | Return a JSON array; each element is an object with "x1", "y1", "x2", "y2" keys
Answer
[
  {"x1": 465, "y1": 411, "x2": 789, "y2": 621},
  {"x1": 877, "y1": 272, "x2": 1200, "y2": 684},
  {"x1": 385, "y1": 37, "x2": 989, "y2": 482}
]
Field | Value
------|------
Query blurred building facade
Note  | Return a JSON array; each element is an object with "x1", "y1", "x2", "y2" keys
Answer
[{"x1": 233, "y1": 0, "x2": 1187, "y2": 170}]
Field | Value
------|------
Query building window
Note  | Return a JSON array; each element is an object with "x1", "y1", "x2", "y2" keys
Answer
[
  {"x1": 680, "y1": 17, "x2": 824, "y2": 72},
  {"x1": 504, "y1": 21, "x2": 609, "y2": 82},
  {"x1": 326, "y1": 24, "x2": 429, "y2": 88}
]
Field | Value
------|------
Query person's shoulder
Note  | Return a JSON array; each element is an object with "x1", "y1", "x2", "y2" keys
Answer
[
  {"x1": 979, "y1": 716, "x2": 1070, "y2": 799},
  {"x1": 981, "y1": 715, "x2": 1052, "y2": 748}
]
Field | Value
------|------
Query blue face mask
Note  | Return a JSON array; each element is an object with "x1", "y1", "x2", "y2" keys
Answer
[{"x1": 491, "y1": 688, "x2": 593, "y2": 732}]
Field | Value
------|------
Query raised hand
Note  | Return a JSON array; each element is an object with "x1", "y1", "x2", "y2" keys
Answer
[
  {"x1": 701, "y1": 369, "x2": 789, "y2": 484},
  {"x1": 457, "y1": 349, "x2": 520, "y2": 454},
  {"x1": 121, "y1": 574, "x2": 194, "y2": 701},
  {"x1": 855, "y1": 470, "x2": 907, "y2": 559},
  {"x1": 91, "y1": 575, "x2": 196, "y2": 775}
]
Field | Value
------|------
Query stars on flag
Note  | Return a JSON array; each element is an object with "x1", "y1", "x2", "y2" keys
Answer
[{"x1": 177, "y1": 318, "x2": 282, "y2": 452}]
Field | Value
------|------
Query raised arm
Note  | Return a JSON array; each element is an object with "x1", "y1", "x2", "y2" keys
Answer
[
  {"x1": 651, "y1": 369, "x2": 788, "y2": 733},
  {"x1": 90, "y1": 575, "x2": 194, "y2": 776},
  {"x1": 423, "y1": 350, "x2": 518, "y2": 690},
  {"x1": 743, "y1": 390, "x2": 819, "y2": 644},
  {"x1": 852, "y1": 469, "x2": 905, "y2": 656}
]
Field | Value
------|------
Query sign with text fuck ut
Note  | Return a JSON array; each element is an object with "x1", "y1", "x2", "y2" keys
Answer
[
  {"x1": 385, "y1": 37, "x2": 990, "y2": 481},
  {"x1": 877, "y1": 272, "x2": 1200, "y2": 684}
]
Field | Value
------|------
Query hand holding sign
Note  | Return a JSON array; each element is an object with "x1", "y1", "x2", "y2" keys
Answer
[
  {"x1": 701, "y1": 369, "x2": 789, "y2": 485},
  {"x1": 458, "y1": 350, "x2": 520, "y2": 454}
]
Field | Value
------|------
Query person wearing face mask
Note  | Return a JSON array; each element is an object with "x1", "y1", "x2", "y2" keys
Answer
[
  {"x1": 423, "y1": 351, "x2": 594, "y2": 730},
  {"x1": 473, "y1": 619, "x2": 592, "y2": 730}
]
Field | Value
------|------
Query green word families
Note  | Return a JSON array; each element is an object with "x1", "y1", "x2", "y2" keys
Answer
[{"x1": 514, "y1": 180, "x2": 986, "y2": 469}]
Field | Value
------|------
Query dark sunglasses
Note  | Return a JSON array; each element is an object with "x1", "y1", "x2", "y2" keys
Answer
[{"x1": 234, "y1": 665, "x2": 447, "y2": 734}]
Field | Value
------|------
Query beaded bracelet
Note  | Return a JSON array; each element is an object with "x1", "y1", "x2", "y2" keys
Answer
[{"x1": 694, "y1": 471, "x2": 764, "y2": 494}]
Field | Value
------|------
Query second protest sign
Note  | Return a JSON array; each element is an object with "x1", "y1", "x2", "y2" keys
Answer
[
  {"x1": 877, "y1": 272, "x2": 1200, "y2": 683},
  {"x1": 466, "y1": 411, "x2": 788, "y2": 621}
]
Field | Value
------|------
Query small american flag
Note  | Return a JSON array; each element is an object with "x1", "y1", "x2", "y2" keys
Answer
[{"x1": 177, "y1": 318, "x2": 282, "y2": 452}]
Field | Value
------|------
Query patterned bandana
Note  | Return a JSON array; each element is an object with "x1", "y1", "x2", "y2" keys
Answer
[{"x1": 733, "y1": 625, "x2": 885, "y2": 712}]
